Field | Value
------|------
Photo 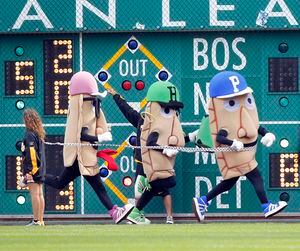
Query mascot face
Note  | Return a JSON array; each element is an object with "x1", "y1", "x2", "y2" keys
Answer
[
  {"x1": 209, "y1": 93, "x2": 259, "y2": 144},
  {"x1": 208, "y1": 71, "x2": 259, "y2": 179},
  {"x1": 143, "y1": 102, "x2": 184, "y2": 146}
]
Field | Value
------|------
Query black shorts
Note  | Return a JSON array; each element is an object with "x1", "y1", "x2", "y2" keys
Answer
[
  {"x1": 149, "y1": 176, "x2": 176, "y2": 197},
  {"x1": 27, "y1": 169, "x2": 45, "y2": 184}
]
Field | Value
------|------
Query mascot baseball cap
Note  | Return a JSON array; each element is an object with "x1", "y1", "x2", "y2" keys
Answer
[
  {"x1": 70, "y1": 71, "x2": 107, "y2": 97},
  {"x1": 209, "y1": 71, "x2": 253, "y2": 98},
  {"x1": 146, "y1": 81, "x2": 184, "y2": 109}
]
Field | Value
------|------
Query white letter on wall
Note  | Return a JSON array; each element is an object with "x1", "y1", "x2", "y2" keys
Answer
[
  {"x1": 162, "y1": 0, "x2": 186, "y2": 27},
  {"x1": 13, "y1": 0, "x2": 53, "y2": 29},
  {"x1": 76, "y1": 0, "x2": 116, "y2": 28},
  {"x1": 194, "y1": 82, "x2": 209, "y2": 115},
  {"x1": 209, "y1": 0, "x2": 235, "y2": 26},
  {"x1": 236, "y1": 176, "x2": 246, "y2": 209},
  {"x1": 232, "y1": 37, "x2": 247, "y2": 70},
  {"x1": 216, "y1": 176, "x2": 229, "y2": 209},
  {"x1": 263, "y1": 0, "x2": 298, "y2": 25},
  {"x1": 193, "y1": 38, "x2": 209, "y2": 70}
]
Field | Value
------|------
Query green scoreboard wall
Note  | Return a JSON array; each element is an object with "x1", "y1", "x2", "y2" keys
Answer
[{"x1": 1, "y1": 31, "x2": 300, "y2": 215}]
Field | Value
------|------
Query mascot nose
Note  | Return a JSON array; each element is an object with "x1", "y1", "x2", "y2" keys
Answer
[
  {"x1": 168, "y1": 135, "x2": 179, "y2": 145},
  {"x1": 238, "y1": 107, "x2": 257, "y2": 138}
]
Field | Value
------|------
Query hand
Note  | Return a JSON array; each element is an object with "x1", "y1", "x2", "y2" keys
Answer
[
  {"x1": 188, "y1": 129, "x2": 199, "y2": 142},
  {"x1": 25, "y1": 173, "x2": 34, "y2": 183},
  {"x1": 230, "y1": 139, "x2": 244, "y2": 151},
  {"x1": 106, "y1": 87, "x2": 117, "y2": 96},
  {"x1": 261, "y1": 133, "x2": 276, "y2": 147},
  {"x1": 97, "y1": 131, "x2": 112, "y2": 142},
  {"x1": 163, "y1": 148, "x2": 179, "y2": 157}
]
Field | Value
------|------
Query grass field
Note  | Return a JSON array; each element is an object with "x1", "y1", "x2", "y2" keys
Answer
[{"x1": 1, "y1": 223, "x2": 300, "y2": 251}]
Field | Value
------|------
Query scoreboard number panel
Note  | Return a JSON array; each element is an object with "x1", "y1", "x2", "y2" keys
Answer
[
  {"x1": 269, "y1": 153, "x2": 299, "y2": 189},
  {"x1": 6, "y1": 156, "x2": 28, "y2": 191},
  {"x1": 5, "y1": 136, "x2": 75, "y2": 212},
  {"x1": 268, "y1": 58, "x2": 298, "y2": 92},
  {"x1": 44, "y1": 39, "x2": 73, "y2": 115},
  {"x1": 5, "y1": 60, "x2": 35, "y2": 96}
]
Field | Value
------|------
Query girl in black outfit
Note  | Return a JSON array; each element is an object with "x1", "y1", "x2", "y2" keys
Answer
[{"x1": 20, "y1": 109, "x2": 46, "y2": 226}]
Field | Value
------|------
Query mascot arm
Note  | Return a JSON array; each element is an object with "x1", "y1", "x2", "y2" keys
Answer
[
  {"x1": 113, "y1": 94, "x2": 142, "y2": 128},
  {"x1": 259, "y1": 126, "x2": 276, "y2": 147},
  {"x1": 80, "y1": 127, "x2": 112, "y2": 143},
  {"x1": 80, "y1": 127, "x2": 98, "y2": 143},
  {"x1": 187, "y1": 129, "x2": 199, "y2": 143},
  {"x1": 216, "y1": 129, "x2": 233, "y2": 145},
  {"x1": 258, "y1": 126, "x2": 268, "y2": 136},
  {"x1": 217, "y1": 129, "x2": 244, "y2": 151},
  {"x1": 146, "y1": 131, "x2": 179, "y2": 157},
  {"x1": 146, "y1": 132, "x2": 163, "y2": 152}
]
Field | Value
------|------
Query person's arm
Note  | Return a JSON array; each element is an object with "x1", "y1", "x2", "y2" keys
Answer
[
  {"x1": 22, "y1": 132, "x2": 39, "y2": 175},
  {"x1": 112, "y1": 94, "x2": 142, "y2": 128}
]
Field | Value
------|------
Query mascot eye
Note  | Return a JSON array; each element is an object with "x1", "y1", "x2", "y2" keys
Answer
[
  {"x1": 160, "y1": 107, "x2": 174, "y2": 118},
  {"x1": 244, "y1": 94, "x2": 256, "y2": 110},
  {"x1": 223, "y1": 98, "x2": 240, "y2": 112}
]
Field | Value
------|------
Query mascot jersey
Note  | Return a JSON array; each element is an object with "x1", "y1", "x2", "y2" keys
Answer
[{"x1": 208, "y1": 71, "x2": 269, "y2": 180}]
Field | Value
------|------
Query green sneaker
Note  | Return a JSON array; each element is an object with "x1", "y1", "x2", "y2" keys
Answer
[
  {"x1": 134, "y1": 175, "x2": 151, "y2": 199},
  {"x1": 127, "y1": 207, "x2": 151, "y2": 225}
]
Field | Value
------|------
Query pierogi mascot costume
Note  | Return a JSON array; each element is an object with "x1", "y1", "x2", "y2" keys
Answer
[
  {"x1": 44, "y1": 71, "x2": 133, "y2": 223},
  {"x1": 192, "y1": 71, "x2": 287, "y2": 222},
  {"x1": 127, "y1": 81, "x2": 186, "y2": 224}
]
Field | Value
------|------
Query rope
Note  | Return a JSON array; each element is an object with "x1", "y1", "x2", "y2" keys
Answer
[{"x1": 44, "y1": 141, "x2": 256, "y2": 153}]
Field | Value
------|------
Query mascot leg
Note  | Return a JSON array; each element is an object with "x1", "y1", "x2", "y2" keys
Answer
[
  {"x1": 85, "y1": 173, "x2": 134, "y2": 224},
  {"x1": 134, "y1": 175, "x2": 150, "y2": 200}
]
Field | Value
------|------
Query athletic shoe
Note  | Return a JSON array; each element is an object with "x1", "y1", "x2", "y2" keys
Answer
[
  {"x1": 134, "y1": 175, "x2": 151, "y2": 200},
  {"x1": 192, "y1": 196, "x2": 209, "y2": 222},
  {"x1": 109, "y1": 204, "x2": 134, "y2": 224},
  {"x1": 26, "y1": 220, "x2": 41, "y2": 226},
  {"x1": 262, "y1": 201, "x2": 288, "y2": 218},
  {"x1": 127, "y1": 207, "x2": 151, "y2": 224},
  {"x1": 166, "y1": 215, "x2": 174, "y2": 224}
]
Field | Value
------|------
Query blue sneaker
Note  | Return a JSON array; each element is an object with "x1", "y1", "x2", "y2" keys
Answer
[
  {"x1": 262, "y1": 201, "x2": 287, "y2": 218},
  {"x1": 192, "y1": 196, "x2": 209, "y2": 222}
]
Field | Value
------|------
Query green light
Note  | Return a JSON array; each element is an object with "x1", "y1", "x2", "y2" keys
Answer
[
  {"x1": 15, "y1": 46, "x2": 24, "y2": 56},
  {"x1": 279, "y1": 97, "x2": 289, "y2": 107},
  {"x1": 15, "y1": 100, "x2": 25, "y2": 110}
]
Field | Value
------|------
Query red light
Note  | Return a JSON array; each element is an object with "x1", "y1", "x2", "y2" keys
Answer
[
  {"x1": 122, "y1": 176, "x2": 133, "y2": 187},
  {"x1": 135, "y1": 80, "x2": 144, "y2": 90},
  {"x1": 122, "y1": 80, "x2": 132, "y2": 91}
]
